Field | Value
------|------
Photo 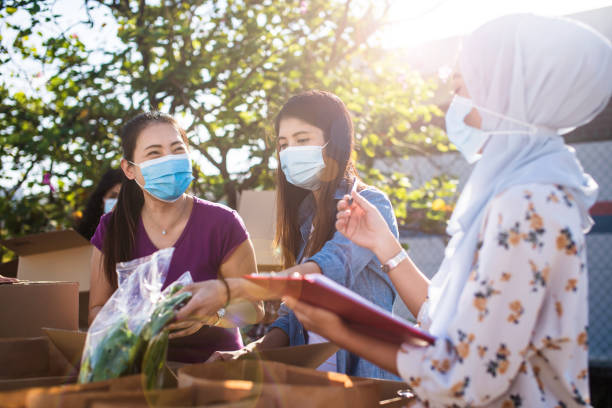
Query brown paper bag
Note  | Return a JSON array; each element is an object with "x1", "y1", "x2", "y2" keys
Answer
[{"x1": 177, "y1": 360, "x2": 380, "y2": 408}]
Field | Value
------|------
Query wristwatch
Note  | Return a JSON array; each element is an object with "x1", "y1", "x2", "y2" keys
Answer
[
  {"x1": 382, "y1": 249, "x2": 408, "y2": 274},
  {"x1": 214, "y1": 307, "x2": 226, "y2": 326}
]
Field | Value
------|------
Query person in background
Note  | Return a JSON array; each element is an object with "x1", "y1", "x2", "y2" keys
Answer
[
  {"x1": 76, "y1": 169, "x2": 124, "y2": 240},
  {"x1": 88, "y1": 111, "x2": 264, "y2": 363},
  {"x1": 178, "y1": 90, "x2": 400, "y2": 380},
  {"x1": 284, "y1": 14, "x2": 612, "y2": 407}
]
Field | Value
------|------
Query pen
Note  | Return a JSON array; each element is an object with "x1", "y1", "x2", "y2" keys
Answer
[{"x1": 347, "y1": 179, "x2": 358, "y2": 206}]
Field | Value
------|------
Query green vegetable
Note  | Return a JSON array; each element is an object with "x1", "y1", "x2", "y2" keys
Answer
[
  {"x1": 79, "y1": 319, "x2": 143, "y2": 383},
  {"x1": 78, "y1": 285, "x2": 192, "y2": 387},
  {"x1": 142, "y1": 330, "x2": 169, "y2": 390},
  {"x1": 142, "y1": 290, "x2": 192, "y2": 341}
]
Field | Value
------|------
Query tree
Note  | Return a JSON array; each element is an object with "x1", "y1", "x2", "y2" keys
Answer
[{"x1": 0, "y1": 0, "x2": 457, "y2": 261}]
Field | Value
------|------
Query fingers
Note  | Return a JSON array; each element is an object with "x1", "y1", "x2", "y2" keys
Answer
[
  {"x1": 166, "y1": 320, "x2": 194, "y2": 331},
  {"x1": 337, "y1": 195, "x2": 350, "y2": 211},
  {"x1": 350, "y1": 190, "x2": 375, "y2": 212},
  {"x1": 282, "y1": 296, "x2": 298, "y2": 309},
  {"x1": 206, "y1": 350, "x2": 241, "y2": 363},
  {"x1": 283, "y1": 296, "x2": 316, "y2": 322},
  {"x1": 174, "y1": 297, "x2": 199, "y2": 321},
  {"x1": 205, "y1": 351, "x2": 224, "y2": 363},
  {"x1": 168, "y1": 320, "x2": 205, "y2": 339}
]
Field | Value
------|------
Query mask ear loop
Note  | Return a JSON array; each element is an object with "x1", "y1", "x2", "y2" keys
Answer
[
  {"x1": 473, "y1": 104, "x2": 539, "y2": 135},
  {"x1": 456, "y1": 97, "x2": 540, "y2": 135}
]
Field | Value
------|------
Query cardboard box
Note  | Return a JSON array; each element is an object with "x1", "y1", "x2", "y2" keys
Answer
[
  {"x1": 0, "y1": 282, "x2": 78, "y2": 338},
  {"x1": 0, "y1": 336, "x2": 77, "y2": 392},
  {"x1": 43, "y1": 327, "x2": 339, "y2": 372},
  {"x1": 237, "y1": 190, "x2": 282, "y2": 270},
  {"x1": 1, "y1": 229, "x2": 93, "y2": 292},
  {"x1": 42, "y1": 328, "x2": 87, "y2": 369},
  {"x1": 240, "y1": 342, "x2": 339, "y2": 369}
]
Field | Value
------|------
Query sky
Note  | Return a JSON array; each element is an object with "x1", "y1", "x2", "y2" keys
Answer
[{"x1": 378, "y1": 0, "x2": 612, "y2": 48}]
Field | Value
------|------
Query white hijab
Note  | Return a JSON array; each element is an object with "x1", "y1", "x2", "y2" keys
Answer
[{"x1": 427, "y1": 14, "x2": 612, "y2": 338}]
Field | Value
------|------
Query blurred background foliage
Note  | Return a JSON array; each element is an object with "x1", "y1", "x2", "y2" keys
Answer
[{"x1": 0, "y1": 0, "x2": 458, "y2": 261}]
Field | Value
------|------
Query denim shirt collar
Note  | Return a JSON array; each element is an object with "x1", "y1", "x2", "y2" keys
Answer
[{"x1": 296, "y1": 179, "x2": 353, "y2": 261}]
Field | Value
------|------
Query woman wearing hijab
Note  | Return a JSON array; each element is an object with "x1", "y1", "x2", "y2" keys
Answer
[{"x1": 284, "y1": 14, "x2": 612, "y2": 407}]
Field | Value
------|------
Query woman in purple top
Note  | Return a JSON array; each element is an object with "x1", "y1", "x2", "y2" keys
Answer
[{"x1": 89, "y1": 111, "x2": 263, "y2": 363}]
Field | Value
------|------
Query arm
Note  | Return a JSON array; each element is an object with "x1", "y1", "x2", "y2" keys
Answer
[
  {"x1": 336, "y1": 191, "x2": 429, "y2": 316},
  {"x1": 217, "y1": 238, "x2": 265, "y2": 326},
  {"x1": 316, "y1": 187, "x2": 566, "y2": 406},
  {"x1": 173, "y1": 239, "x2": 264, "y2": 333},
  {"x1": 88, "y1": 247, "x2": 114, "y2": 325}
]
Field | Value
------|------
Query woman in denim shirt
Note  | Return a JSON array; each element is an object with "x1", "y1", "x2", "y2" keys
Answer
[{"x1": 195, "y1": 90, "x2": 400, "y2": 379}]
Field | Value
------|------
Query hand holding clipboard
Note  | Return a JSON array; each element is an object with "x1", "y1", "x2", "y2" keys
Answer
[{"x1": 246, "y1": 273, "x2": 435, "y2": 347}]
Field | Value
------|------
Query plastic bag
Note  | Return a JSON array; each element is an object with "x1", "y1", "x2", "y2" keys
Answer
[{"x1": 79, "y1": 247, "x2": 193, "y2": 387}]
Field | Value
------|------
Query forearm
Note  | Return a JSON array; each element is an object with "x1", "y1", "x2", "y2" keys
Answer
[
  {"x1": 224, "y1": 262, "x2": 321, "y2": 303},
  {"x1": 374, "y1": 234, "x2": 429, "y2": 317},
  {"x1": 330, "y1": 323, "x2": 400, "y2": 375},
  {"x1": 254, "y1": 327, "x2": 290, "y2": 350}
]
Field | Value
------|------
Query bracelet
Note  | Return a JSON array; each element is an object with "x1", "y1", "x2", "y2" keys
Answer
[
  {"x1": 213, "y1": 278, "x2": 231, "y2": 326},
  {"x1": 382, "y1": 249, "x2": 408, "y2": 274},
  {"x1": 219, "y1": 277, "x2": 231, "y2": 309}
]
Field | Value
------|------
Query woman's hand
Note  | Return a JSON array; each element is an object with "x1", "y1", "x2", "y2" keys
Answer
[
  {"x1": 206, "y1": 348, "x2": 249, "y2": 363},
  {"x1": 283, "y1": 296, "x2": 347, "y2": 343},
  {"x1": 336, "y1": 191, "x2": 399, "y2": 260},
  {"x1": 169, "y1": 280, "x2": 226, "y2": 337},
  {"x1": 0, "y1": 274, "x2": 17, "y2": 284}
]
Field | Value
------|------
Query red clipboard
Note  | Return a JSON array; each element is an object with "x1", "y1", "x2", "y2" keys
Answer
[{"x1": 246, "y1": 273, "x2": 435, "y2": 347}]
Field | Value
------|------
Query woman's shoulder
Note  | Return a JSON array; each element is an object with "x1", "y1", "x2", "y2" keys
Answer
[
  {"x1": 191, "y1": 196, "x2": 244, "y2": 223},
  {"x1": 90, "y1": 211, "x2": 113, "y2": 249}
]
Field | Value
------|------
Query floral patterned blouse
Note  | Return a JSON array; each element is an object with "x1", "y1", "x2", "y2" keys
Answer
[{"x1": 397, "y1": 184, "x2": 591, "y2": 407}]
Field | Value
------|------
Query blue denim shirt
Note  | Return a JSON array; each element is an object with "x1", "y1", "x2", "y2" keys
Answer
[{"x1": 268, "y1": 181, "x2": 400, "y2": 379}]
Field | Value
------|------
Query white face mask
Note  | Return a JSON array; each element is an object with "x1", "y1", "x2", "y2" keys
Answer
[
  {"x1": 104, "y1": 197, "x2": 117, "y2": 213},
  {"x1": 279, "y1": 143, "x2": 328, "y2": 191},
  {"x1": 445, "y1": 95, "x2": 491, "y2": 164},
  {"x1": 445, "y1": 95, "x2": 539, "y2": 164}
]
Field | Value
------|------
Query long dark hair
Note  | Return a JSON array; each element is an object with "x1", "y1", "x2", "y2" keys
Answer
[
  {"x1": 274, "y1": 90, "x2": 359, "y2": 268},
  {"x1": 76, "y1": 168, "x2": 125, "y2": 240},
  {"x1": 102, "y1": 112, "x2": 189, "y2": 289}
]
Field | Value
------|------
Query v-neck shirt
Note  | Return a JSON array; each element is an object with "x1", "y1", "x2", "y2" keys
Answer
[{"x1": 91, "y1": 196, "x2": 249, "y2": 362}]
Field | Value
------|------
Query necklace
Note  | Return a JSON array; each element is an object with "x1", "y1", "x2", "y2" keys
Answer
[{"x1": 145, "y1": 197, "x2": 188, "y2": 237}]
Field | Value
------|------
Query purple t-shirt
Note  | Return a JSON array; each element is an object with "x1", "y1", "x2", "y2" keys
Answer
[{"x1": 91, "y1": 196, "x2": 248, "y2": 363}]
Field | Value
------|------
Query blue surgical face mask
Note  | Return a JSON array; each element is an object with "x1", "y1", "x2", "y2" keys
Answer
[
  {"x1": 445, "y1": 95, "x2": 540, "y2": 164},
  {"x1": 279, "y1": 143, "x2": 328, "y2": 191},
  {"x1": 104, "y1": 197, "x2": 117, "y2": 213},
  {"x1": 129, "y1": 153, "x2": 194, "y2": 202}
]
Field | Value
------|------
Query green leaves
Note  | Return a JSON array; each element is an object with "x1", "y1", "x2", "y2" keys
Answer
[{"x1": 0, "y1": 0, "x2": 458, "y2": 247}]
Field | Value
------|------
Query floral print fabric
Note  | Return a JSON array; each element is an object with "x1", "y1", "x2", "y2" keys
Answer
[{"x1": 397, "y1": 184, "x2": 591, "y2": 407}]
